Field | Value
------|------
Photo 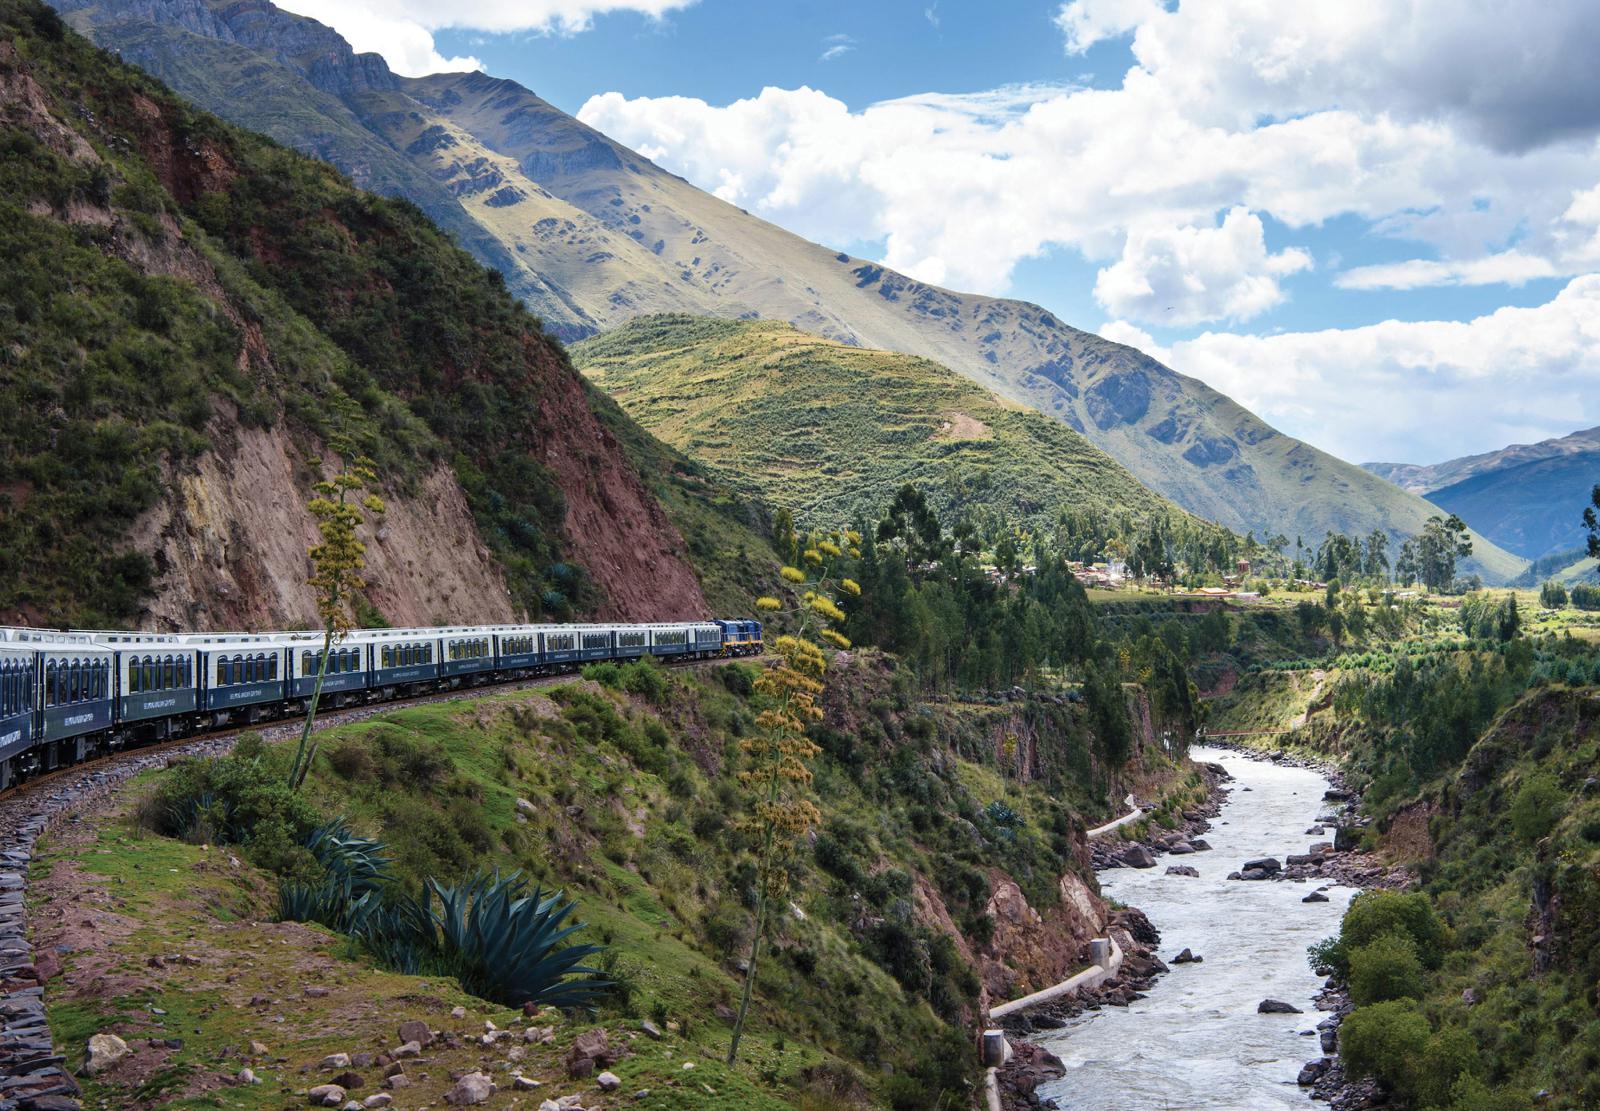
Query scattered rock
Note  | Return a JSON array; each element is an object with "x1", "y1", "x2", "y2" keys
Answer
[
  {"x1": 1167, "y1": 841, "x2": 1195, "y2": 854},
  {"x1": 249, "y1": 1040, "x2": 271, "y2": 1057},
  {"x1": 362, "y1": 1097, "x2": 393, "y2": 1109},
  {"x1": 1172, "y1": 948, "x2": 1202, "y2": 964},
  {"x1": 1165, "y1": 865, "x2": 1199, "y2": 877},
  {"x1": 1189, "y1": 838, "x2": 1212, "y2": 851},
  {"x1": 444, "y1": 1072, "x2": 496, "y2": 1105},
  {"x1": 597, "y1": 1071, "x2": 621, "y2": 1091},
  {"x1": 1258, "y1": 999, "x2": 1302, "y2": 1014},
  {"x1": 1298, "y1": 1058, "x2": 1329, "y2": 1086},
  {"x1": 1242, "y1": 857, "x2": 1281, "y2": 874},
  {"x1": 450, "y1": 1006, "x2": 467, "y2": 1019},
  {"x1": 237, "y1": 1067, "x2": 259, "y2": 1085},
  {"x1": 84, "y1": 1032, "x2": 130, "y2": 1076},
  {"x1": 1121, "y1": 845, "x2": 1157, "y2": 869},
  {"x1": 397, "y1": 1020, "x2": 432, "y2": 1048},
  {"x1": 1462, "y1": 988, "x2": 1481, "y2": 1005},
  {"x1": 639, "y1": 1020, "x2": 663, "y2": 1040},
  {"x1": 333, "y1": 1071, "x2": 364, "y2": 1090},
  {"x1": 304, "y1": 987, "x2": 331, "y2": 998},
  {"x1": 515, "y1": 797, "x2": 537, "y2": 816},
  {"x1": 1303, "y1": 890, "x2": 1330, "y2": 903},
  {"x1": 320, "y1": 1054, "x2": 352, "y2": 1070},
  {"x1": 307, "y1": 1085, "x2": 347, "y2": 1107},
  {"x1": 512, "y1": 1076, "x2": 543, "y2": 1091},
  {"x1": 383, "y1": 1075, "x2": 411, "y2": 1090},
  {"x1": 392, "y1": 1041, "x2": 422, "y2": 1059}
]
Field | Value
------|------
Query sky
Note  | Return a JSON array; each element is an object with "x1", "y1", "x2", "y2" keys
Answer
[{"x1": 277, "y1": 0, "x2": 1600, "y2": 467}]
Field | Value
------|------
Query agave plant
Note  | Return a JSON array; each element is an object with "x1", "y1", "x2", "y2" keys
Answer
[
  {"x1": 414, "y1": 871, "x2": 610, "y2": 1009},
  {"x1": 304, "y1": 817, "x2": 392, "y2": 897}
]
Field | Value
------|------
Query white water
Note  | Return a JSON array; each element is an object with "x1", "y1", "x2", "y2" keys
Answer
[{"x1": 1037, "y1": 746, "x2": 1355, "y2": 1110}]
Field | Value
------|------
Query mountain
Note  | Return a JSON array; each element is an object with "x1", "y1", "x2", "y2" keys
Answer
[
  {"x1": 56, "y1": 0, "x2": 1526, "y2": 582},
  {"x1": 572, "y1": 314, "x2": 1220, "y2": 538},
  {"x1": 1365, "y1": 427, "x2": 1600, "y2": 558},
  {"x1": 0, "y1": 0, "x2": 715, "y2": 629}
]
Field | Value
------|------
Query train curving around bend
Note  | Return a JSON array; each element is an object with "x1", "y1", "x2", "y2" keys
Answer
[{"x1": 0, "y1": 617, "x2": 762, "y2": 790}]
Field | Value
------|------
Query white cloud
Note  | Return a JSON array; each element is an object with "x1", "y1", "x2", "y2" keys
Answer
[
  {"x1": 1055, "y1": 0, "x2": 1164, "y2": 55},
  {"x1": 818, "y1": 34, "x2": 854, "y2": 63},
  {"x1": 278, "y1": 0, "x2": 695, "y2": 76},
  {"x1": 1093, "y1": 207, "x2": 1311, "y2": 324},
  {"x1": 579, "y1": 3, "x2": 1600, "y2": 315},
  {"x1": 1105, "y1": 275, "x2": 1600, "y2": 463},
  {"x1": 1336, "y1": 252, "x2": 1560, "y2": 291}
]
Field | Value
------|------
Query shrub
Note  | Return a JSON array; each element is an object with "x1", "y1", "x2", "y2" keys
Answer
[
  {"x1": 1348, "y1": 933, "x2": 1424, "y2": 1006},
  {"x1": 1510, "y1": 773, "x2": 1565, "y2": 845},
  {"x1": 148, "y1": 747, "x2": 321, "y2": 874},
  {"x1": 1340, "y1": 999, "x2": 1430, "y2": 1094},
  {"x1": 1415, "y1": 1026, "x2": 1484, "y2": 1109},
  {"x1": 619, "y1": 657, "x2": 668, "y2": 702},
  {"x1": 1340, "y1": 890, "x2": 1448, "y2": 971}
]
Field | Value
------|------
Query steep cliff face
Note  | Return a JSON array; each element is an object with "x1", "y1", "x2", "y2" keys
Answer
[{"x1": 0, "y1": 2, "x2": 708, "y2": 629}]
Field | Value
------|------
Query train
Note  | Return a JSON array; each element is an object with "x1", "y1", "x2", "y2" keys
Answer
[{"x1": 0, "y1": 617, "x2": 763, "y2": 790}]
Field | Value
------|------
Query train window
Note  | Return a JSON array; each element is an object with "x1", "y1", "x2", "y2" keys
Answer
[
  {"x1": 96, "y1": 662, "x2": 106, "y2": 698},
  {"x1": 267, "y1": 655, "x2": 278, "y2": 681},
  {"x1": 218, "y1": 658, "x2": 230, "y2": 686},
  {"x1": 129, "y1": 658, "x2": 141, "y2": 694},
  {"x1": 163, "y1": 656, "x2": 175, "y2": 689},
  {"x1": 143, "y1": 656, "x2": 156, "y2": 691},
  {"x1": 44, "y1": 661, "x2": 54, "y2": 707}
]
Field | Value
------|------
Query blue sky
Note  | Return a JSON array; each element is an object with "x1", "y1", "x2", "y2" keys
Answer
[{"x1": 287, "y1": 0, "x2": 1600, "y2": 465}]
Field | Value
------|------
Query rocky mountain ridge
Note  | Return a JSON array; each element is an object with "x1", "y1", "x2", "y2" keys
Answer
[{"x1": 55, "y1": 0, "x2": 1527, "y2": 582}]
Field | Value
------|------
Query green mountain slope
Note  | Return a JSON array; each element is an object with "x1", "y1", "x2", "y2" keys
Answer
[
  {"x1": 55, "y1": 0, "x2": 1526, "y2": 582},
  {"x1": 572, "y1": 315, "x2": 1218, "y2": 538},
  {"x1": 0, "y1": 0, "x2": 720, "y2": 627},
  {"x1": 1366, "y1": 427, "x2": 1600, "y2": 559}
]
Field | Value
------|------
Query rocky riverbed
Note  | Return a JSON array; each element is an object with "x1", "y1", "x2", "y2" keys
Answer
[{"x1": 1026, "y1": 746, "x2": 1403, "y2": 1110}]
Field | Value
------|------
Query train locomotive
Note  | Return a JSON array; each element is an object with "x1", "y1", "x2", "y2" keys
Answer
[{"x1": 0, "y1": 617, "x2": 762, "y2": 790}]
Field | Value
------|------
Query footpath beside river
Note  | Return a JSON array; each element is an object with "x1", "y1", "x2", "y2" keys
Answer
[{"x1": 1037, "y1": 746, "x2": 1358, "y2": 1109}]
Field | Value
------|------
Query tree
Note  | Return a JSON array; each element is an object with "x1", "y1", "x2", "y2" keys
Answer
[
  {"x1": 771, "y1": 507, "x2": 798, "y2": 568},
  {"x1": 1586, "y1": 483, "x2": 1600, "y2": 569},
  {"x1": 1540, "y1": 579, "x2": 1569, "y2": 609},
  {"x1": 287, "y1": 411, "x2": 384, "y2": 790},
  {"x1": 1412, "y1": 514, "x2": 1472, "y2": 591},
  {"x1": 1083, "y1": 657, "x2": 1133, "y2": 766},
  {"x1": 1363, "y1": 530, "x2": 1390, "y2": 580},
  {"x1": 727, "y1": 531, "x2": 859, "y2": 1064}
]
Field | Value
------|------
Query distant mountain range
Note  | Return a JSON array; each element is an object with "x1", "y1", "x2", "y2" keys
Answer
[
  {"x1": 1365, "y1": 427, "x2": 1600, "y2": 559},
  {"x1": 58, "y1": 0, "x2": 1526, "y2": 582}
]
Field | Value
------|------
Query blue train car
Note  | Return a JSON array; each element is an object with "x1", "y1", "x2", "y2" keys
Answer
[
  {"x1": 177, "y1": 634, "x2": 287, "y2": 719},
  {"x1": 615, "y1": 625, "x2": 650, "y2": 659},
  {"x1": 291, "y1": 640, "x2": 370, "y2": 700},
  {"x1": 362, "y1": 629, "x2": 442, "y2": 688},
  {"x1": 576, "y1": 626, "x2": 615, "y2": 662},
  {"x1": 691, "y1": 622, "x2": 724, "y2": 656},
  {"x1": 541, "y1": 627, "x2": 580, "y2": 664},
  {"x1": 0, "y1": 646, "x2": 37, "y2": 772},
  {"x1": 441, "y1": 629, "x2": 496, "y2": 678},
  {"x1": 649, "y1": 624, "x2": 691, "y2": 657},
  {"x1": 493, "y1": 627, "x2": 542, "y2": 670},
  {"x1": 38, "y1": 644, "x2": 114, "y2": 760}
]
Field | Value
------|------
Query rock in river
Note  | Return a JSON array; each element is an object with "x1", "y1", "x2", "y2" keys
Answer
[
  {"x1": 1121, "y1": 845, "x2": 1157, "y2": 869},
  {"x1": 1258, "y1": 999, "x2": 1302, "y2": 1014}
]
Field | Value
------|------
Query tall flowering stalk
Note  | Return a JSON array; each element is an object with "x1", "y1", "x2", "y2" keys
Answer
[
  {"x1": 726, "y1": 530, "x2": 861, "y2": 1064},
  {"x1": 287, "y1": 411, "x2": 384, "y2": 791}
]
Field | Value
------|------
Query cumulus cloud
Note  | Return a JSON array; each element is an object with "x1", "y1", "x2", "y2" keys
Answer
[
  {"x1": 580, "y1": 3, "x2": 1600, "y2": 310},
  {"x1": 818, "y1": 34, "x2": 854, "y2": 63},
  {"x1": 1094, "y1": 208, "x2": 1311, "y2": 324},
  {"x1": 279, "y1": 0, "x2": 694, "y2": 76},
  {"x1": 1336, "y1": 252, "x2": 1560, "y2": 291},
  {"x1": 1105, "y1": 276, "x2": 1600, "y2": 463}
]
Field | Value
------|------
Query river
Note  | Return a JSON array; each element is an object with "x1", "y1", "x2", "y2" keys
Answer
[{"x1": 1036, "y1": 745, "x2": 1356, "y2": 1110}]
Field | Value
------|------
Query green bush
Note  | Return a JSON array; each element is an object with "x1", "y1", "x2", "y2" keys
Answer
[
  {"x1": 1509, "y1": 773, "x2": 1565, "y2": 844},
  {"x1": 1340, "y1": 890, "x2": 1448, "y2": 971},
  {"x1": 1348, "y1": 932, "x2": 1424, "y2": 1005},
  {"x1": 1340, "y1": 999, "x2": 1430, "y2": 1094},
  {"x1": 1415, "y1": 1026, "x2": 1484, "y2": 1109},
  {"x1": 148, "y1": 746, "x2": 321, "y2": 876}
]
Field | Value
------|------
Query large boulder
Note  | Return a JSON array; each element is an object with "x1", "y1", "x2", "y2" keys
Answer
[
  {"x1": 396, "y1": 1020, "x2": 432, "y2": 1048},
  {"x1": 1167, "y1": 841, "x2": 1195, "y2": 855},
  {"x1": 444, "y1": 1072, "x2": 496, "y2": 1106},
  {"x1": 1258, "y1": 999, "x2": 1302, "y2": 1014},
  {"x1": 1165, "y1": 865, "x2": 1199, "y2": 877},
  {"x1": 1172, "y1": 948, "x2": 1202, "y2": 964},
  {"x1": 1242, "y1": 857, "x2": 1281, "y2": 874},
  {"x1": 84, "y1": 1032, "x2": 130, "y2": 1076},
  {"x1": 307, "y1": 1085, "x2": 346, "y2": 1107},
  {"x1": 566, "y1": 1028, "x2": 615, "y2": 1077},
  {"x1": 1121, "y1": 845, "x2": 1157, "y2": 869}
]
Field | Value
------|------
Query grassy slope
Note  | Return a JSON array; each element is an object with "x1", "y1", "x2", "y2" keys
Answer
[
  {"x1": 572, "y1": 315, "x2": 1201, "y2": 532},
  {"x1": 42, "y1": 657, "x2": 1187, "y2": 1108}
]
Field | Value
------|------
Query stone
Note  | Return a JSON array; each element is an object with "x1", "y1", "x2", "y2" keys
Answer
[
  {"x1": 1258, "y1": 999, "x2": 1302, "y2": 1014},
  {"x1": 304, "y1": 987, "x2": 331, "y2": 998},
  {"x1": 249, "y1": 1041, "x2": 271, "y2": 1057},
  {"x1": 392, "y1": 1041, "x2": 422, "y2": 1058},
  {"x1": 513, "y1": 1076, "x2": 543, "y2": 1091},
  {"x1": 1189, "y1": 839, "x2": 1212, "y2": 851},
  {"x1": 1165, "y1": 865, "x2": 1199, "y2": 877},
  {"x1": 332, "y1": 1071, "x2": 364, "y2": 1090},
  {"x1": 566, "y1": 1028, "x2": 613, "y2": 1076},
  {"x1": 450, "y1": 1006, "x2": 467, "y2": 1019},
  {"x1": 1239, "y1": 868, "x2": 1270, "y2": 881},
  {"x1": 84, "y1": 1032, "x2": 130, "y2": 1076},
  {"x1": 1321, "y1": 1028, "x2": 1338, "y2": 1053},
  {"x1": 320, "y1": 1053, "x2": 352, "y2": 1070},
  {"x1": 1167, "y1": 841, "x2": 1195, "y2": 854},
  {"x1": 524, "y1": 1025, "x2": 555, "y2": 1043},
  {"x1": 237, "y1": 1067, "x2": 259, "y2": 1085},
  {"x1": 1298, "y1": 1059, "x2": 1329, "y2": 1086},
  {"x1": 1305, "y1": 826, "x2": 1325, "y2": 835},
  {"x1": 383, "y1": 1075, "x2": 411, "y2": 1090},
  {"x1": 515, "y1": 798, "x2": 537, "y2": 817},
  {"x1": 568, "y1": 1056, "x2": 595, "y2": 1079},
  {"x1": 1121, "y1": 845, "x2": 1157, "y2": 869},
  {"x1": 1309, "y1": 842, "x2": 1335, "y2": 856},
  {"x1": 1242, "y1": 857, "x2": 1281, "y2": 874},
  {"x1": 639, "y1": 1020, "x2": 663, "y2": 1040},
  {"x1": 363, "y1": 1097, "x2": 393, "y2": 1109},
  {"x1": 444, "y1": 1072, "x2": 496, "y2": 1105},
  {"x1": 1302, "y1": 890, "x2": 1330, "y2": 903},
  {"x1": 383, "y1": 1062, "x2": 406, "y2": 1078},
  {"x1": 1172, "y1": 948, "x2": 1202, "y2": 964},
  {"x1": 351, "y1": 1053, "x2": 374, "y2": 1069},
  {"x1": 1462, "y1": 988, "x2": 1481, "y2": 1005},
  {"x1": 597, "y1": 1071, "x2": 621, "y2": 1091},
  {"x1": 307, "y1": 1085, "x2": 347, "y2": 1107},
  {"x1": 539, "y1": 1102, "x2": 562, "y2": 1111}
]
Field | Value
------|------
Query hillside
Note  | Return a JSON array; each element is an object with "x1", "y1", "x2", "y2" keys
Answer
[
  {"x1": 0, "y1": 0, "x2": 715, "y2": 629},
  {"x1": 1366, "y1": 427, "x2": 1600, "y2": 559},
  {"x1": 52, "y1": 0, "x2": 1526, "y2": 582},
  {"x1": 572, "y1": 315, "x2": 1208, "y2": 536}
]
